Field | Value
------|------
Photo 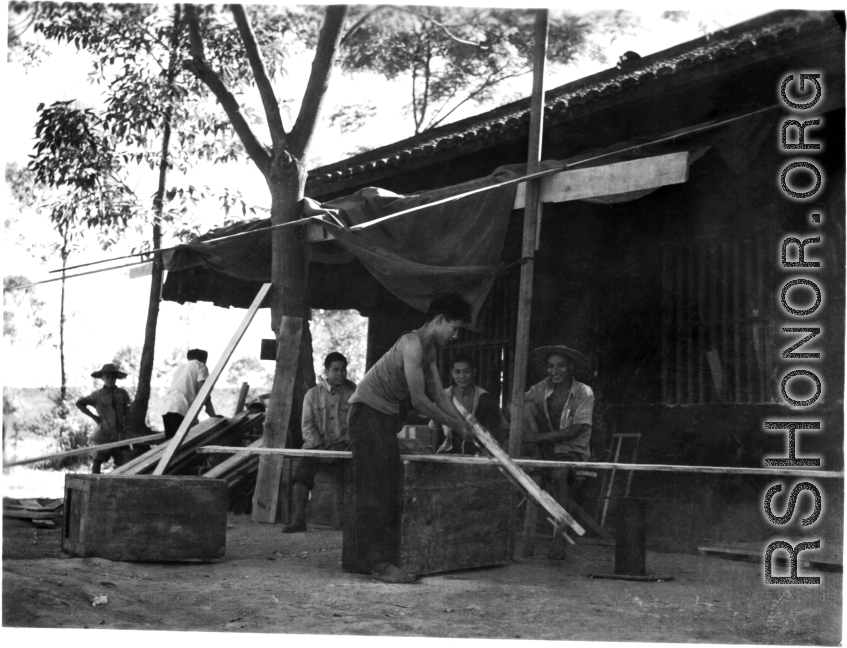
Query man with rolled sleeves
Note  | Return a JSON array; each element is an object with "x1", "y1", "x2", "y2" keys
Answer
[{"x1": 522, "y1": 344, "x2": 594, "y2": 559}]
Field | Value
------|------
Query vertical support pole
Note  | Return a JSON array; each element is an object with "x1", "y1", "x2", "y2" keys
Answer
[
  {"x1": 508, "y1": 9, "x2": 548, "y2": 559},
  {"x1": 508, "y1": 9, "x2": 548, "y2": 459}
]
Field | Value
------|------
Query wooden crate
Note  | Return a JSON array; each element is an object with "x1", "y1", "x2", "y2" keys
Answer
[
  {"x1": 343, "y1": 460, "x2": 516, "y2": 576},
  {"x1": 62, "y1": 474, "x2": 228, "y2": 562}
]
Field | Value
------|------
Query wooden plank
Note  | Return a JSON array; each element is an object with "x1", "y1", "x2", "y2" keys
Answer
[
  {"x1": 153, "y1": 283, "x2": 271, "y2": 475},
  {"x1": 306, "y1": 153, "x2": 692, "y2": 243},
  {"x1": 698, "y1": 544, "x2": 842, "y2": 570},
  {"x1": 195, "y1": 445, "x2": 844, "y2": 478},
  {"x1": 562, "y1": 492, "x2": 612, "y2": 540},
  {"x1": 513, "y1": 152, "x2": 689, "y2": 209},
  {"x1": 252, "y1": 315, "x2": 304, "y2": 523},
  {"x1": 3, "y1": 433, "x2": 165, "y2": 468},
  {"x1": 202, "y1": 438, "x2": 263, "y2": 479},
  {"x1": 4, "y1": 509, "x2": 63, "y2": 520},
  {"x1": 234, "y1": 382, "x2": 250, "y2": 414},
  {"x1": 454, "y1": 396, "x2": 584, "y2": 537},
  {"x1": 110, "y1": 416, "x2": 227, "y2": 476}
]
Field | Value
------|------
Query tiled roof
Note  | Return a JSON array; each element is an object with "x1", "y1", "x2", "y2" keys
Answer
[{"x1": 306, "y1": 10, "x2": 832, "y2": 192}]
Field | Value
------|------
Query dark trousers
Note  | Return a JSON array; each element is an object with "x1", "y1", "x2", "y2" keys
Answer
[
  {"x1": 293, "y1": 456, "x2": 344, "y2": 490},
  {"x1": 346, "y1": 402, "x2": 402, "y2": 573},
  {"x1": 162, "y1": 412, "x2": 185, "y2": 439}
]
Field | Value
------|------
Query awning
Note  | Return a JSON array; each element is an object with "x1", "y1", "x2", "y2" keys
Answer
[{"x1": 162, "y1": 110, "x2": 772, "y2": 316}]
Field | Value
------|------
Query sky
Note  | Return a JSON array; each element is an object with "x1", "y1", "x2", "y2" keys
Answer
[{"x1": 2, "y1": 3, "x2": 771, "y2": 390}]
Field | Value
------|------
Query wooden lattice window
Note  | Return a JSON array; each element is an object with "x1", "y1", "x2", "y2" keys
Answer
[
  {"x1": 438, "y1": 271, "x2": 519, "y2": 410},
  {"x1": 661, "y1": 231, "x2": 777, "y2": 404}
]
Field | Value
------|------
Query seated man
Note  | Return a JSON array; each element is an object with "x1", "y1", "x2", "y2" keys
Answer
[
  {"x1": 431, "y1": 355, "x2": 508, "y2": 454},
  {"x1": 522, "y1": 344, "x2": 594, "y2": 558},
  {"x1": 282, "y1": 352, "x2": 356, "y2": 533}
]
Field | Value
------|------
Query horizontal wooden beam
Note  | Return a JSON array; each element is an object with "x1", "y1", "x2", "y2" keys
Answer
[
  {"x1": 195, "y1": 446, "x2": 843, "y2": 478},
  {"x1": 512, "y1": 151, "x2": 689, "y2": 209},
  {"x1": 304, "y1": 153, "x2": 690, "y2": 243},
  {"x1": 3, "y1": 433, "x2": 166, "y2": 468}
]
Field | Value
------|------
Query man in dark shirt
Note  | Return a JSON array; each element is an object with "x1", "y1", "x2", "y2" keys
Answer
[{"x1": 76, "y1": 363, "x2": 132, "y2": 474}]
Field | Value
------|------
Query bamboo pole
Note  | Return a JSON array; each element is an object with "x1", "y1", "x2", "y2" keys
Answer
[
  {"x1": 2, "y1": 433, "x2": 166, "y2": 468},
  {"x1": 508, "y1": 9, "x2": 548, "y2": 459},
  {"x1": 193, "y1": 446, "x2": 844, "y2": 479}
]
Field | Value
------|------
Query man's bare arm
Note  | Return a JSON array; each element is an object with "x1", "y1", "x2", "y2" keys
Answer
[
  {"x1": 528, "y1": 424, "x2": 591, "y2": 444},
  {"x1": 400, "y1": 335, "x2": 466, "y2": 433},
  {"x1": 75, "y1": 399, "x2": 101, "y2": 424},
  {"x1": 197, "y1": 380, "x2": 216, "y2": 416}
]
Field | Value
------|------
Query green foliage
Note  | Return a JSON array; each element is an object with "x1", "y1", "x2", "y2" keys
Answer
[
  {"x1": 226, "y1": 356, "x2": 272, "y2": 390},
  {"x1": 111, "y1": 344, "x2": 185, "y2": 389},
  {"x1": 311, "y1": 309, "x2": 368, "y2": 384},
  {"x1": 17, "y1": 388, "x2": 95, "y2": 471},
  {"x1": 3, "y1": 274, "x2": 47, "y2": 341},
  {"x1": 327, "y1": 101, "x2": 378, "y2": 135},
  {"x1": 338, "y1": 7, "x2": 629, "y2": 134}
]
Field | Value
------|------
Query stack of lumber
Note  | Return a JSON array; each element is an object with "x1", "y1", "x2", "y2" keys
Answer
[
  {"x1": 202, "y1": 437, "x2": 264, "y2": 512},
  {"x1": 3, "y1": 497, "x2": 64, "y2": 528},
  {"x1": 111, "y1": 412, "x2": 264, "y2": 477}
]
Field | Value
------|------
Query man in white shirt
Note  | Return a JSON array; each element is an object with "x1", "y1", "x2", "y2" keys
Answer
[{"x1": 162, "y1": 348, "x2": 217, "y2": 438}]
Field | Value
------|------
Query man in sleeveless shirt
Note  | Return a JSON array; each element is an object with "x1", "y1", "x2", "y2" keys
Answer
[{"x1": 346, "y1": 293, "x2": 474, "y2": 583}]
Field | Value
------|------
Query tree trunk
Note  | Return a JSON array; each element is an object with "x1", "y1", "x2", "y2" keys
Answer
[
  {"x1": 129, "y1": 224, "x2": 163, "y2": 436},
  {"x1": 127, "y1": 6, "x2": 180, "y2": 437},
  {"x1": 252, "y1": 155, "x2": 315, "y2": 523},
  {"x1": 59, "y1": 235, "x2": 68, "y2": 404}
]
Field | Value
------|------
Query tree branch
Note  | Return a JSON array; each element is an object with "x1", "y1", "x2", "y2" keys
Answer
[
  {"x1": 401, "y1": 8, "x2": 489, "y2": 49},
  {"x1": 183, "y1": 4, "x2": 271, "y2": 176},
  {"x1": 426, "y1": 71, "x2": 524, "y2": 131},
  {"x1": 339, "y1": 6, "x2": 384, "y2": 46},
  {"x1": 290, "y1": 5, "x2": 348, "y2": 157},
  {"x1": 230, "y1": 4, "x2": 287, "y2": 146}
]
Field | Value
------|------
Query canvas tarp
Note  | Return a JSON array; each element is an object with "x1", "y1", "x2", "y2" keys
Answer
[
  {"x1": 161, "y1": 111, "x2": 769, "y2": 316},
  {"x1": 163, "y1": 166, "x2": 525, "y2": 321}
]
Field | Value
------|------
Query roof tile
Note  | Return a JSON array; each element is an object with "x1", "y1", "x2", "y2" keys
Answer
[{"x1": 306, "y1": 11, "x2": 831, "y2": 192}]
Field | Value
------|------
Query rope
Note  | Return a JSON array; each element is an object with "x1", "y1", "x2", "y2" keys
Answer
[{"x1": 16, "y1": 104, "x2": 780, "y2": 290}]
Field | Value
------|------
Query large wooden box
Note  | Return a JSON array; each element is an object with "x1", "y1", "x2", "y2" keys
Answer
[
  {"x1": 343, "y1": 460, "x2": 516, "y2": 576},
  {"x1": 62, "y1": 474, "x2": 228, "y2": 562}
]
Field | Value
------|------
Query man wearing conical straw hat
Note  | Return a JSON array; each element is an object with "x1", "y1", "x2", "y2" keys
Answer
[
  {"x1": 76, "y1": 363, "x2": 131, "y2": 474},
  {"x1": 522, "y1": 344, "x2": 595, "y2": 559}
]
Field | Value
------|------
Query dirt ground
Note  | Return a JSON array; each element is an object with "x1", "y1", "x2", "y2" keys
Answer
[{"x1": 2, "y1": 511, "x2": 841, "y2": 644}]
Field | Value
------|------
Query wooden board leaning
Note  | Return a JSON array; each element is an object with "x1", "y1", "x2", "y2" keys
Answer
[{"x1": 451, "y1": 396, "x2": 585, "y2": 539}]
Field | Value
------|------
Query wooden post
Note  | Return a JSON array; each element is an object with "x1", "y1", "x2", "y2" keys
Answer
[
  {"x1": 508, "y1": 10, "x2": 547, "y2": 460},
  {"x1": 152, "y1": 283, "x2": 271, "y2": 475},
  {"x1": 235, "y1": 382, "x2": 250, "y2": 414},
  {"x1": 251, "y1": 315, "x2": 304, "y2": 523}
]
